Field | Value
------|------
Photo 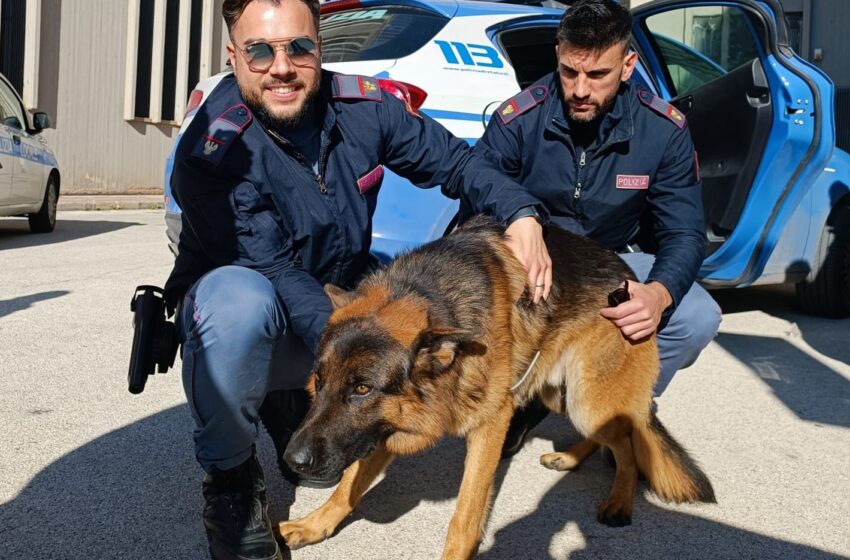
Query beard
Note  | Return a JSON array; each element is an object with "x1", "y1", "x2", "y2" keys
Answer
[
  {"x1": 567, "y1": 87, "x2": 618, "y2": 123},
  {"x1": 239, "y1": 77, "x2": 321, "y2": 130}
]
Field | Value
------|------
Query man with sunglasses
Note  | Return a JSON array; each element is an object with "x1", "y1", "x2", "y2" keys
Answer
[
  {"x1": 473, "y1": 0, "x2": 722, "y2": 460},
  {"x1": 163, "y1": 1, "x2": 551, "y2": 558}
]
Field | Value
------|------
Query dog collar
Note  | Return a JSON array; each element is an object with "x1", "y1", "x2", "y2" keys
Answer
[{"x1": 510, "y1": 351, "x2": 541, "y2": 392}]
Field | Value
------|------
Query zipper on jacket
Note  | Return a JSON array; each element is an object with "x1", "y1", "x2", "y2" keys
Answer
[
  {"x1": 574, "y1": 150, "x2": 587, "y2": 200},
  {"x1": 268, "y1": 128, "x2": 328, "y2": 195},
  {"x1": 316, "y1": 133, "x2": 330, "y2": 194}
]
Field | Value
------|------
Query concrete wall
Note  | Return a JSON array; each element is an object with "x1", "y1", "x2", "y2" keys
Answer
[
  {"x1": 32, "y1": 0, "x2": 228, "y2": 194},
  {"x1": 804, "y1": 0, "x2": 850, "y2": 87}
]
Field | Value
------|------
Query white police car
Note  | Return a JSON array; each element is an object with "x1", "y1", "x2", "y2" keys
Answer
[
  {"x1": 166, "y1": 0, "x2": 850, "y2": 317},
  {"x1": 0, "y1": 72, "x2": 60, "y2": 233},
  {"x1": 165, "y1": 0, "x2": 567, "y2": 254}
]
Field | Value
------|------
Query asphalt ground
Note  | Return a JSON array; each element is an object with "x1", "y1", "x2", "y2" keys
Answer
[{"x1": 1, "y1": 209, "x2": 848, "y2": 560}]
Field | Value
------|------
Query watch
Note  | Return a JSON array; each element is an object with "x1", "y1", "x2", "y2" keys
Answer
[{"x1": 506, "y1": 206, "x2": 543, "y2": 227}]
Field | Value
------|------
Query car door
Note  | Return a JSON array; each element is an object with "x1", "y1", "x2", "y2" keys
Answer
[
  {"x1": 631, "y1": 0, "x2": 833, "y2": 287},
  {"x1": 0, "y1": 77, "x2": 44, "y2": 207},
  {"x1": 0, "y1": 123, "x2": 12, "y2": 207}
]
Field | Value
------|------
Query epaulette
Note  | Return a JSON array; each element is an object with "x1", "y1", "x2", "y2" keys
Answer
[
  {"x1": 191, "y1": 104, "x2": 253, "y2": 166},
  {"x1": 637, "y1": 88, "x2": 686, "y2": 129},
  {"x1": 332, "y1": 74, "x2": 383, "y2": 101},
  {"x1": 496, "y1": 85, "x2": 548, "y2": 125}
]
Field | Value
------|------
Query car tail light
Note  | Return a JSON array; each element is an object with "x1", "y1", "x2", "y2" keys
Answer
[
  {"x1": 377, "y1": 79, "x2": 428, "y2": 111},
  {"x1": 184, "y1": 90, "x2": 204, "y2": 117},
  {"x1": 321, "y1": 0, "x2": 362, "y2": 15}
]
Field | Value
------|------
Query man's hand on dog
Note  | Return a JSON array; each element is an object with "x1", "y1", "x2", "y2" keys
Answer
[
  {"x1": 600, "y1": 280, "x2": 672, "y2": 341},
  {"x1": 504, "y1": 216, "x2": 552, "y2": 303}
]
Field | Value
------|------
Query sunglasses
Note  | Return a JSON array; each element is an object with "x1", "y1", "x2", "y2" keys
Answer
[{"x1": 237, "y1": 37, "x2": 319, "y2": 71}]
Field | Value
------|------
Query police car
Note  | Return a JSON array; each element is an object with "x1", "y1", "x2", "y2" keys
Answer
[
  {"x1": 0, "y1": 72, "x2": 60, "y2": 233},
  {"x1": 165, "y1": 0, "x2": 850, "y2": 318}
]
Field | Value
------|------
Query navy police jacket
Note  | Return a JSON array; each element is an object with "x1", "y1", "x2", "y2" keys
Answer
[
  {"x1": 164, "y1": 71, "x2": 545, "y2": 354},
  {"x1": 474, "y1": 73, "x2": 706, "y2": 309}
]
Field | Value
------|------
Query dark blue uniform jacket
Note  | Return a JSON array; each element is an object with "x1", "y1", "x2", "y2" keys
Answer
[
  {"x1": 475, "y1": 73, "x2": 706, "y2": 310},
  {"x1": 164, "y1": 71, "x2": 545, "y2": 354}
]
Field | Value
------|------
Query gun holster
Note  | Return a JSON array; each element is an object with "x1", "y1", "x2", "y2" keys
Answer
[{"x1": 127, "y1": 285, "x2": 179, "y2": 394}]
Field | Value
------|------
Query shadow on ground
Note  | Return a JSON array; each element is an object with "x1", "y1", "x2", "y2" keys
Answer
[
  {"x1": 338, "y1": 413, "x2": 842, "y2": 559},
  {"x1": 0, "y1": 290, "x2": 70, "y2": 319},
  {"x1": 0, "y1": 406, "x2": 293, "y2": 560},
  {"x1": 1, "y1": 405, "x2": 844, "y2": 559},
  {"x1": 0, "y1": 217, "x2": 140, "y2": 249},
  {"x1": 711, "y1": 285, "x2": 850, "y2": 428},
  {"x1": 711, "y1": 284, "x2": 850, "y2": 366}
]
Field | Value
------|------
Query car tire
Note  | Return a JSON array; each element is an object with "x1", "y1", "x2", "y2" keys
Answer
[
  {"x1": 795, "y1": 205, "x2": 850, "y2": 318},
  {"x1": 28, "y1": 176, "x2": 58, "y2": 234}
]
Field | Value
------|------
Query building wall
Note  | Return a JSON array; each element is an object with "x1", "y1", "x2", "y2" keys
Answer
[
  {"x1": 32, "y1": 0, "x2": 228, "y2": 194},
  {"x1": 805, "y1": 0, "x2": 850, "y2": 87}
]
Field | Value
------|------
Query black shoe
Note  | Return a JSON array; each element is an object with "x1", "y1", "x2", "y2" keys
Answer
[
  {"x1": 258, "y1": 389, "x2": 340, "y2": 489},
  {"x1": 203, "y1": 451, "x2": 282, "y2": 560},
  {"x1": 501, "y1": 397, "x2": 550, "y2": 459}
]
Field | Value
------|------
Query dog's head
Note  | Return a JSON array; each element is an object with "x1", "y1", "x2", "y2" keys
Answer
[{"x1": 283, "y1": 283, "x2": 482, "y2": 483}]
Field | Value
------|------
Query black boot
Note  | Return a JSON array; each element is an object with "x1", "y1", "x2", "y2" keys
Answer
[
  {"x1": 258, "y1": 389, "x2": 339, "y2": 489},
  {"x1": 203, "y1": 450, "x2": 281, "y2": 560},
  {"x1": 501, "y1": 397, "x2": 550, "y2": 459}
]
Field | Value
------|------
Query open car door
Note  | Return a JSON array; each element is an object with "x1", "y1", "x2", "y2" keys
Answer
[{"x1": 631, "y1": 0, "x2": 836, "y2": 288}]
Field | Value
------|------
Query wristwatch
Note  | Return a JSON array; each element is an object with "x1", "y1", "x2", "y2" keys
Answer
[{"x1": 506, "y1": 205, "x2": 543, "y2": 227}]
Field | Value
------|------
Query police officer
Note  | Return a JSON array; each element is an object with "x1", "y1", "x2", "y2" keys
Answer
[
  {"x1": 164, "y1": 1, "x2": 551, "y2": 558},
  {"x1": 472, "y1": 0, "x2": 722, "y2": 458}
]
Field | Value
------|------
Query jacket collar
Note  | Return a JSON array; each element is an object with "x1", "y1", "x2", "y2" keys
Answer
[{"x1": 544, "y1": 73, "x2": 635, "y2": 150}]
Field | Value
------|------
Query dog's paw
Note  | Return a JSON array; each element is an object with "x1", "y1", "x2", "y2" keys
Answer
[
  {"x1": 278, "y1": 519, "x2": 332, "y2": 549},
  {"x1": 540, "y1": 452, "x2": 581, "y2": 471},
  {"x1": 596, "y1": 499, "x2": 632, "y2": 528}
]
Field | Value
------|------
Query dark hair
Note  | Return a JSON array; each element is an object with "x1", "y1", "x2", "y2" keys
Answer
[
  {"x1": 222, "y1": 0, "x2": 321, "y2": 37},
  {"x1": 557, "y1": 0, "x2": 632, "y2": 52}
]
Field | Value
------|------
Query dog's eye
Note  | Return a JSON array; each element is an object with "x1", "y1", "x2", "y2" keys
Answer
[{"x1": 353, "y1": 384, "x2": 372, "y2": 396}]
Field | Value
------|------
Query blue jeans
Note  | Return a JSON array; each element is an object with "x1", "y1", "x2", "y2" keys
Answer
[
  {"x1": 619, "y1": 252, "x2": 721, "y2": 394},
  {"x1": 177, "y1": 266, "x2": 314, "y2": 473}
]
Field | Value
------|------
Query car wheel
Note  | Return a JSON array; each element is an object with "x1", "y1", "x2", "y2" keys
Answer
[
  {"x1": 28, "y1": 176, "x2": 58, "y2": 233},
  {"x1": 795, "y1": 205, "x2": 850, "y2": 318}
]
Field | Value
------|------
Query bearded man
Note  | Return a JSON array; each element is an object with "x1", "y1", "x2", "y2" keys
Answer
[
  {"x1": 163, "y1": 0, "x2": 553, "y2": 558},
  {"x1": 473, "y1": 0, "x2": 722, "y2": 458}
]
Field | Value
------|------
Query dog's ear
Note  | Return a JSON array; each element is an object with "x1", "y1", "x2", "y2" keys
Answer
[
  {"x1": 412, "y1": 326, "x2": 484, "y2": 379},
  {"x1": 324, "y1": 284, "x2": 358, "y2": 310}
]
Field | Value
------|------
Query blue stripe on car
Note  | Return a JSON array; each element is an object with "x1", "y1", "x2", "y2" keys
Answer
[{"x1": 422, "y1": 108, "x2": 488, "y2": 123}]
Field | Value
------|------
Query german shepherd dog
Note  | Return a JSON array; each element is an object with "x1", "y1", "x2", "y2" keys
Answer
[{"x1": 279, "y1": 217, "x2": 714, "y2": 559}]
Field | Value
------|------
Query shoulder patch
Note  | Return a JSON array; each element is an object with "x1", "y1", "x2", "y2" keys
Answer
[
  {"x1": 497, "y1": 85, "x2": 548, "y2": 125},
  {"x1": 191, "y1": 104, "x2": 253, "y2": 166},
  {"x1": 332, "y1": 74, "x2": 383, "y2": 101},
  {"x1": 637, "y1": 88, "x2": 686, "y2": 129}
]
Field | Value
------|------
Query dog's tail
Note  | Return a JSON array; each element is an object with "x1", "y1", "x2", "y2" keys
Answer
[{"x1": 632, "y1": 411, "x2": 716, "y2": 503}]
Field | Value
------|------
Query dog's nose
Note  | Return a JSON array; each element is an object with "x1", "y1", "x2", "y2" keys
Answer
[{"x1": 284, "y1": 445, "x2": 315, "y2": 473}]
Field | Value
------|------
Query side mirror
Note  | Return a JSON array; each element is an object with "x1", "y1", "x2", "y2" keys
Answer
[
  {"x1": 32, "y1": 112, "x2": 51, "y2": 132},
  {"x1": 3, "y1": 116, "x2": 22, "y2": 130}
]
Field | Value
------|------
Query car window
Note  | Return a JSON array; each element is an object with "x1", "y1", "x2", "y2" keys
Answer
[
  {"x1": 497, "y1": 26, "x2": 558, "y2": 89},
  {"x1": 320, "y1": 7, "x2": 450, "y2": 63},
  {"x1": 645, "y1": 6, "x2": 761, "y2": 97},
  {"x1": 0, "y1": 79, "x2": 25, "y2": 129}
]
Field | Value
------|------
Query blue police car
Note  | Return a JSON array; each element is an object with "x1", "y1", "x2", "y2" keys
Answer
[
  {"x1": 0, "y1": 72, "x2": 60, "y2": 233},
  {"x1": 164, "y1": 0, "x2": 850, "y2": 318}
]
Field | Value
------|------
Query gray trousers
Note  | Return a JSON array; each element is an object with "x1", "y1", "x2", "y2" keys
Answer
[
  {"x1": 619, "y1": 252, "x2": 722, "y2": 394},
  {"x1": 178, "y1": 266, "x2": 313, "y2": 473}
]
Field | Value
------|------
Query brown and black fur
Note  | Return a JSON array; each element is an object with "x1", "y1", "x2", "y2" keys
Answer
[{"x1": 279, "y1": 216, "x2": 715, "y2": 559}]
